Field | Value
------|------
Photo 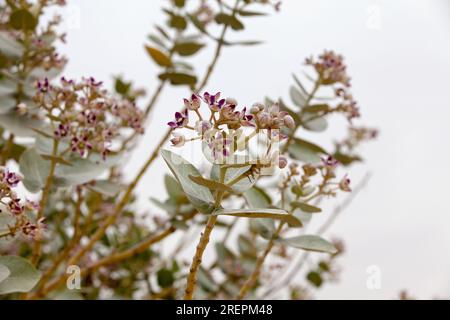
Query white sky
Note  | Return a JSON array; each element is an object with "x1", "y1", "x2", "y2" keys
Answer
[{"x1": 51, "y1": 0, "x2": 450, "y2": 299}]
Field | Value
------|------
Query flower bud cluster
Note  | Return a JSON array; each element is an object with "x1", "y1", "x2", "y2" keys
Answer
[
  {"x1": 0, "y1": 167, "x2": 44, "y2": 241},
  {"x1": 33, "y1": 77, "x2": 144, "y2": 159},
  {"x1": 168, "y1": 92, "x2": 292, "y2": 168}
]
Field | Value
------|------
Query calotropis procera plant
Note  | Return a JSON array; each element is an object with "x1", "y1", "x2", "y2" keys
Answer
[
  {"x1": 0, "y1": 0, "x2": 377, "y2": 300},
  {"x1": 161, "y1": 51, "x2": 376, "y2": 300}
]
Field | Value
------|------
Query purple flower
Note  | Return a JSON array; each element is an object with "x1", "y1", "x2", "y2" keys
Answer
[
  {"x1": 322, "y1": 155, "x2": 339, "y2": 168},
  {"x1": 9, "y1": 198, "x2": 23, "y2": 215},
  {"x1": 195, "y1": 120, "x2": 213, "y2": 135},
  {"x1": 208, "y1": 133, "x2": 232, "y2": 160},
  {"x1": 2, "y1": 169, "x2": 22, "y2": 187},
  {"x1": 238, "y1": 107, "x2": 255, "y2": 127},
  {"x1": 37, "y1": 78, "x2": 50, "y2": 93},
  {"x1": 54, "y1": 123, "x2": 70, "y2": 138},
  {"x1": 183, "y1": 94, "x2": 201, "y2": 110},
  {"x1": 167, "y1": 109, "x2": 189, "y2": 129},
  {"x1": 71, "y1": 134, "x2": 93, "y2": 157},
  {"x1": 339, "y1": 174, "x2": 351, "y2": 192},
  {"x1": 203, "y1": 92, "x2": 225, "y2": 112}
]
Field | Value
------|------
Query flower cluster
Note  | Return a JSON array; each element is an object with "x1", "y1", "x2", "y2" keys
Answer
[
  {"x1": 32, "y1": 77, "x2": 144, "y2": 159},
  {"x1": 0, "y1": 167, "x2": 44, "y2": 241},
  {"x1": 306, "y1": 50, "x2": 350, "y2": 87},
  {"x1": 168, "y1": 92, "x2": 294, "y2": 166},
  {"x1": 0, "y1": 2, "x2": 68, "y2": 72},
  {"x1": 284, "y1": 156, "x2": 352, "y2": 204},
  {"x1": 339, "y1": 126, "x2": 379, "y2": 151}
]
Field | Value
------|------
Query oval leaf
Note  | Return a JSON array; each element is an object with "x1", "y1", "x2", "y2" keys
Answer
[
  {"x1": 161, "y1": 149, "x2": 215, "y2": 214},
  {"x1": 283, "y1": 235, "x2": 337, "y2": 253},
  {"x1": 0, "y1": 264, "x2": 10, "y2": 283},
  {"x1": 0, "y1": 256, "x2": 41, "y2": 294},
  {"x1": 145, "y1": 46, "x2": 172, "y2": 67},
  {"x1": 213, "y1": 208, "x2": 302, "y2": 227},
  {"x1": 291, "y1": 202, "x2": 322, "y2": 213},
  {"x1": 173, "y1": 42, "x2": 204, "y2": 56},
  {"x1": 189, "y1": 174, "x2": 235, "y2": 194},
  {"x1": 19, "y1": 147, "x2": 51, "y2": 193}
]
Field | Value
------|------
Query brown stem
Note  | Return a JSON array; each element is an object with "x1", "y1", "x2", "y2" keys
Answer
[
  {"x1": 32, "y1": 190, "x2": 84, "y2": 295},
  {"x1": 184, "y1": 215, "x2": 218, "y2": 300},
  {"x1": 31, "y1": 139, "x2": 59, "y2": 266}
]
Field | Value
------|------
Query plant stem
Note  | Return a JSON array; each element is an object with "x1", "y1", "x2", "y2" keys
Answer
[
  {"x1": 282, "y1": 78, "x2": 321, "y2": 154},
  {"x1": 184, "y1": 214, "x2": 218, "y2": 300},
  {"x1": 32, "y1": 190, "x2": 84, "y2": 295},
  {"x1": 184, "y1": 167, "x2": 227, "y2": 300},
  {"x1": 31, "y1": 138, "x2": 59, "y2": 266}
]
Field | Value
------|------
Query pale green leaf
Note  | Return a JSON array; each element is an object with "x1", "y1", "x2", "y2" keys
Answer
[
  {"x1": 213, "y1": 208, "x2": 302, "y2": 227},
  {"x1": 290, "y1": 86, "x2": 306, "y2": 108},
  {"x1": 0, "y1": 256, "x2": 41, "y2": 294},
  {"x1": 189, "y1": 174, "x2": 235, "y2": 193},
  {"x1": 0, "y1": 264, "x2": 10, "y2": 283},
  {"x1": 244, "y1": 186, "x2": 271, "y2": 208},
  {"x1": 283, "y1": 235, "x2": 337, "y2": 253},
  {"x1": 291, "y1": 201, "x2": 322, "y2": 213},
  {"x1": 88, "y1": 180, "x2": 122, "y2": 197},
  {"x1": 19, "y1": 147, "x2": 51, "y2": 193},
  {"x1": 161, "y1": 149, "x2": 215, "y2": 214}
]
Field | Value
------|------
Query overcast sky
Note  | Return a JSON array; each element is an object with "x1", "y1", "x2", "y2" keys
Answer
[{"x1": 51, "y1": 0, "x2": 450, "y2": 299}]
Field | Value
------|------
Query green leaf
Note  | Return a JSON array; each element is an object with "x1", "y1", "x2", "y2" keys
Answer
[
  {"x1": 210, "y1": 164, "x2": 256, "y2": 193},
  {"x1": 293, "y1": 208, "x2": 313, "y2": 225},
  {"x1": 189, "y1": 175, "x2": 236, "y2": 194},
  {"x1": 333, "y1": 151, "x2": 362, "y2": 166},
  {"x1": 145, "y1": 46, "x2": 172, "y2": 67},
  {"x1": 197, "y1": 267, "x2": 218, "y2": 292},
  {"x1": 224, "y1": 40, "x2": 264, "y2": 46},
  {"x1": 288, "y1": 138, "x2": 327, "y2": 164},
  {"x1": 174, "y1": 0, "x2": 185, "y2": 8},
  {"x1": 291, "y1": 202, "x2": 322, "y2": 213},
  {"x1": 0, "y1": 256, "x2": 41, "y2": 294},
  {"x1": 0, "y1": 31, "x2": 24, "y2": 58},
  {"x1": 0, "y1": 212, "x2": 14, "y2": 229},
  {"x1": 302, "y1": 113, "x2": 328, "y2": 132},
  {"x1": 307, "y1": 271, "x2": 323, "y2": 287},
  {"x1": 157, "y1": 268, "x2": 175, "y2": 288},
  {"x1": 54, "y1": 154, "x2": 121, "y2": 187},
  {"x1": 114, "y1": 78, "x2": 131, "y2": 95},
  {"x1": 158, "y1": 72, "x2": 197, "y2": 87},
  {"x1": 187, "y1": 14, "x2": 208, "y2": 34},
  {"x1": 87, "y1": 180, "x2": 122, "y2": 197},
  {"x1": 302, "y1": 104, "x2": 329, "y2": 113},
  {"x1": 19, "y1": 147, "x2": 51, "y2": 193},
  {"x1": 161, "y1": 149, "x2": 215, "y2": 214},
  {"x1": 244, "y1": 186, "x2": 271, "y2": 208},
  {"x1": 283, "y1": 235, "x2": 337, "y2": 253},
  {"x1": 215, "y1": 13, "x2": 244, "y2": 31},
  {"x1": 169, "y1": 14, "x2": 187, "y2": 30},
  {"x1": 290, "y1": 86, "x2": 306, "y2": 108},
  {"x1": 9, "y1": 9, "x2": 37, "y2": 31},
  {"x1": 0, "y1": 264, "x2": 10, "y2": 283},
  {"x1": 173, "y1": 42, "x2": 204, "y2": 56},
  {"x1": 249, "y1": 218, "x2": 274, "y2": 240},
  {"x1": 164, "y1": 174, "x2": 185, "y2": 203},
  {"x1": 0, "y1": 112, "x2": 45, "y2": 137},
  {"x1": 213, "y1": 208, "x2": 302, "y2": 227},
  {"x1": 237, "y1": 9, "x2": 267, "y2": 17}
]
